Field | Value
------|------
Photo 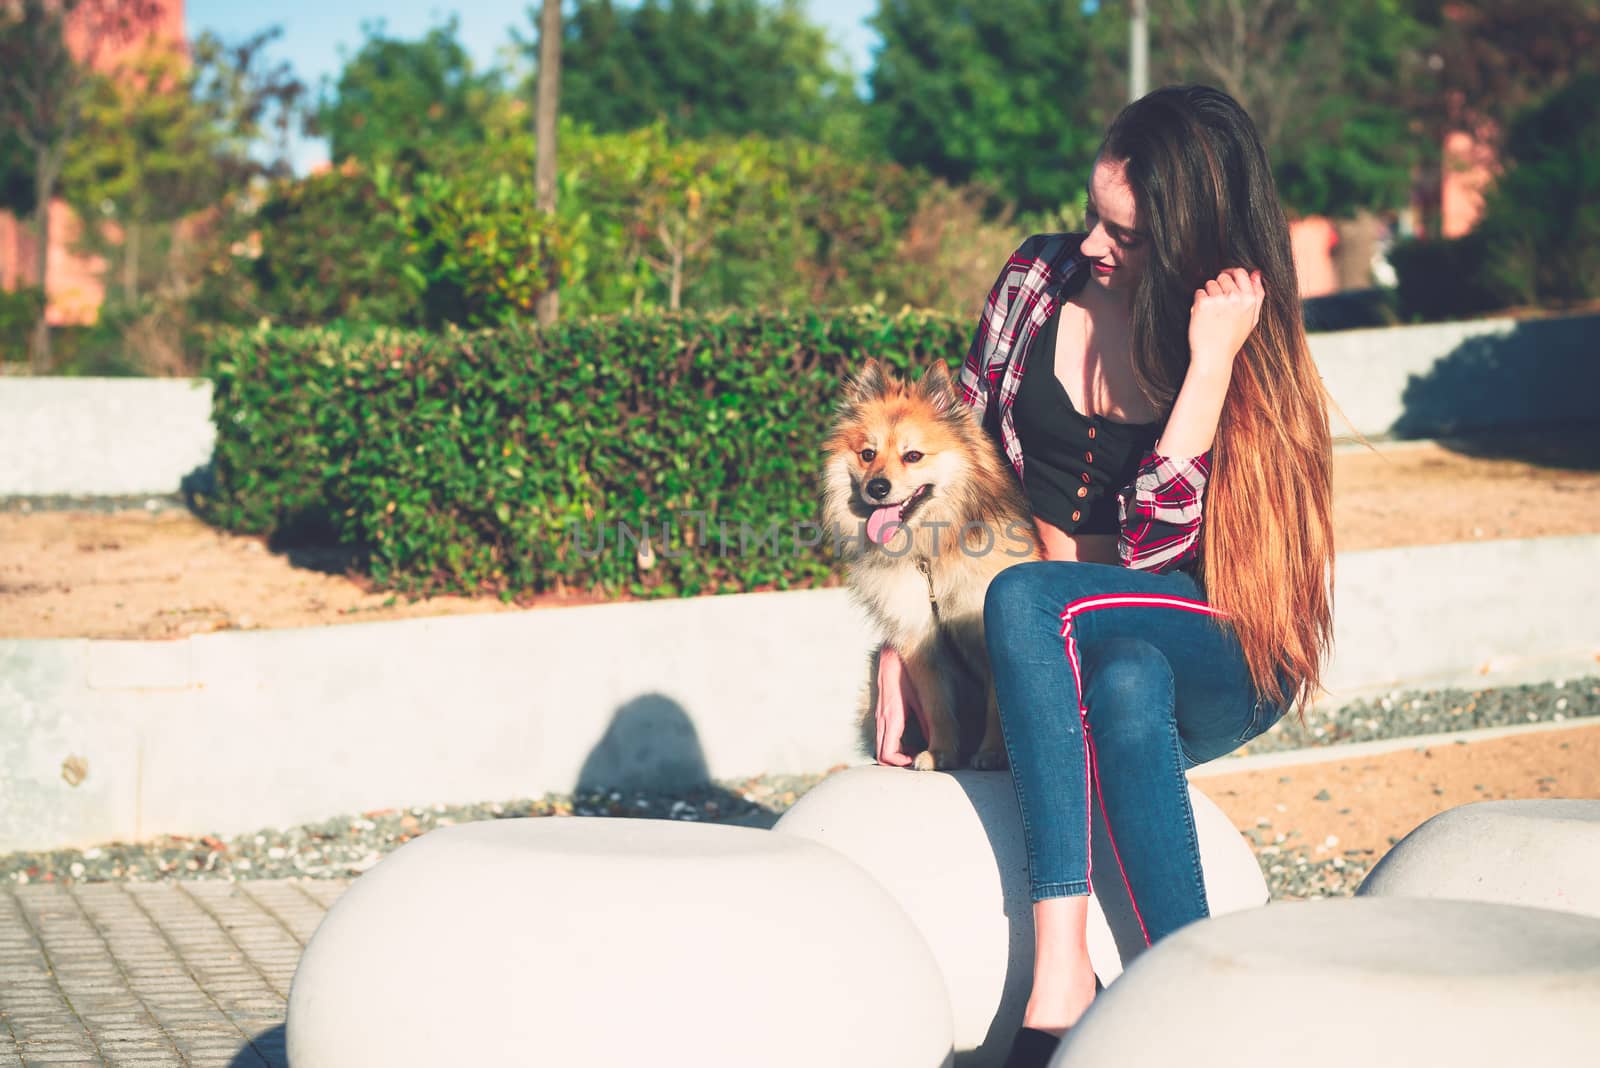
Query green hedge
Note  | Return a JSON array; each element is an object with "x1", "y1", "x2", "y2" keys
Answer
[{"x1": 201, "y1": 309, "x2": 970, "y2": 599}]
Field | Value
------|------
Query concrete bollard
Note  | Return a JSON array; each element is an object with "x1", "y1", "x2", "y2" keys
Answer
[
  {"x1": 287, "y1": 817, "x2": 955, "y2": 1068},
  {"x1": 1357, "y1": 798, "x2": 1600, "y2": 918},
  {"x1": 772, "y1": 765, "x2": 1265, "y2": 1067},
  {"x1": 1053, "y1": 896, "x2": 1600, "y2": 1067}
]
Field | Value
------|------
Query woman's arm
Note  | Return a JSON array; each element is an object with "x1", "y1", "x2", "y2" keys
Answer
[
  {"x1": 957, "y1": 234, "x2": 1045, "y2": 425},
  {"x1": 1157, "y1": 267, "x2": 1262, "y2": 457},
  {"x1": 1119, "y1": 268, "x2": 1264, "y2": 572}
]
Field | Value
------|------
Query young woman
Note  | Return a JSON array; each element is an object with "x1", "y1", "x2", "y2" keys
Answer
[{"x1": 872, "y1": 85, "x2": 1335, "y2": 1067}]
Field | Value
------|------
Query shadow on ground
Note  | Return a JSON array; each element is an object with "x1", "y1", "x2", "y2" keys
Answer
[
  {"x1": 574, "y1": 691, "x2": 789, "y2": 829},
  {"x1": 1393, "y1": 314, "x2": 1600, "y2": 467},
  {"x1": 1424, "y1": 422, "x2": 1600, "y2": 472},
  {"x1": 230, "y1": 1024, "x2": 286, "y2": 1068},
  {"x1": 181, "y1": 466, "x2": 373, "y2": 579}
]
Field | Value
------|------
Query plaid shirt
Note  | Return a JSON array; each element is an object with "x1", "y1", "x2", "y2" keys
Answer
[{"x1": 956, "y1": 232, "x2": 1211, "y2": 573}]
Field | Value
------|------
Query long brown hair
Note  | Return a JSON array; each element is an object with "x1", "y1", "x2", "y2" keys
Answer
[{"x1": 1100, "y1": 84, "x2": 1334, "y2": 717}]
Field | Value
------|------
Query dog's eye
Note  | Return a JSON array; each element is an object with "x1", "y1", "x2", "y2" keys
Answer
[
  {"x1": 903, "y1": 451, "x2": 924, "y2": 464},
  {"x1": 859, "y1": 448, "x2": 876, "y2": 463}
]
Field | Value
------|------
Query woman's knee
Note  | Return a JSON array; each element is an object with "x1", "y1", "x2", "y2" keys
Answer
[{"x1": 1082, "y1": 637, "x2": 1174, "y2": 745}]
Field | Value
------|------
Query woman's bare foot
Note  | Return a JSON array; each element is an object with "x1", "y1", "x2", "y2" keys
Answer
[
  {"x1": 1020, "y1": 961, "x2": 1098, "y2": 1036},
  {"x1": 1022, "y1": 897, "x2": 1100, "y2": 1036}
]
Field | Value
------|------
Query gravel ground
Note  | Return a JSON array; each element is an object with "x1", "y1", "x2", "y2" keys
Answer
[
  {"x1": 1235, "y1": 675, "x2": 1600, "y2": 756},
  {"x1": 3, "y1": 676, "x2": 1595, "y2": 902}
]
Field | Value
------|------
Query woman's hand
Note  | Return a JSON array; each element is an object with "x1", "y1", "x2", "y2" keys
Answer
[
  {"x1": 874, "y1": 641, "x2": 930, "y2": 767},
  {"x1": 1155, "y1": 268, "x2": 1260, "y2": 458},
  {"x1": 1188, "y1": 267, "x2": 1264, "y2": 375}
]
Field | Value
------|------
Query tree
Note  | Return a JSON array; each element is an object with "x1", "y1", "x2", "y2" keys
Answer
[
  {"x1": 188, "y1": 27, "x2": 306, "y2": 185},
  {"x1": 310, "y1": 17, "x2": 505, "y2": 168},
  {"x1": 535, "y1": 0, "x2": 863, "y2": 147},
  {"x1": 865, "y1": 0, "x2": 1125, "y2": 215},
  {"x1": 1476, "y1": 72, "x2": 1600, "y2": 303},
  {"x1": 57, "y1": 26, "x2": 304, "y2": 372},
  {"x1": 1405, "y1": 0, "x2": 1600, "y2": 235},
  {"x1": 1151, "y1": 0, "x2": 1427, "y2": 222},
  {"x1": 0, "y1": 0, "x2": 162, "y2": 370},
  {"x1": 534, "y1": 0, "x2": 561, "y2": 326},
  {"x1": 1410, "y1": 0, "x2": 1600, "y2": 129},
  {"x1": 0, "y1": 126, "x2": 32, "y2": 217},
  {"x1": 64, "y1": 42, "x2": 224, "y2": 303}
]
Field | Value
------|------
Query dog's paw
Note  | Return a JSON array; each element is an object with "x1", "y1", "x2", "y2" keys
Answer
[
  {"x1": 912, "y1": 748, "x2": 959, "y2": 771},
  {"x1": 968, "y1": 748, "x2": 1009, "y2": 771}
]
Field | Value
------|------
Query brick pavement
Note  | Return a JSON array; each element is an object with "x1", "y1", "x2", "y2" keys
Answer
[{"x1": 0, "y1": 880, "x2": 350, "y2": 1067}]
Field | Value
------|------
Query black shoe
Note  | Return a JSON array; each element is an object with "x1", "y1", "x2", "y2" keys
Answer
[
  {"x1": 1002, "y1": 1027, "x2": 1061, "y2": 1068},
  {"x1": 1004, "y1": 976, "x2": 1103, "y2": 1067}
]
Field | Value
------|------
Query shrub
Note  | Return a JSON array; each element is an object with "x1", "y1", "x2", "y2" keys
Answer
[
  {"x1": 1388, "y1": 230, "x2": 1503, "y2": 322},
  {"x1": 195, "y1": 165, "x2": 416, "y2": 330},
  {"x1": 381, "y1": 166, "x2": 567, "y2": 329},
  {"x1": 200, "y1": 308, "x2": 971, "y2": 600},
  {"x1": 209, "y1": 119, "x2": 1064, "y2": 331},
  {"x1": 1476, "y1": 73, "x2": 1600, "y2": 306}
]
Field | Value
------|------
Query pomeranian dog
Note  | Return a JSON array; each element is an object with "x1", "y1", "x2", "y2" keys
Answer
[{"x1": 821, "y1": 358, "x2": 1042, "y2": 771}]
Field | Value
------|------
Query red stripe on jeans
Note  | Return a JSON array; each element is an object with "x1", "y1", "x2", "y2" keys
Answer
[
  {"x1": 1056, "y1": 590, "x2": 1223, "y2": 945},
  {"x1": 1085, "y1": 725, "x2": 1150, "y2": 946},
  {"x1": 1060, "y1": 624, "x2": 1094, "y2": 885}
]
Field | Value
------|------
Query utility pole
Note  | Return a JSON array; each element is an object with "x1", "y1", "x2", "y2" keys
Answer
[
  {"x1": 1129, "y1": 0, "x2": 1148, "y2": 102},
  {"x1": 534, "y1": 0, "x2": 561, "y2": 326}
]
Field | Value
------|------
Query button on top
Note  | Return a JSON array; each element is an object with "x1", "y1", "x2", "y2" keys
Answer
[
  {"x1": 1087, "y1": 426, "x2": 1097, "y2": 439},
  {"x1": 1071, "y1": 510, "x2": 1082, "y2": 522}
]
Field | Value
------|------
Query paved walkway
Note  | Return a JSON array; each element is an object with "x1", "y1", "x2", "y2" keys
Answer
[{"x1": 0, "y1": 880, "x2": 349, "y2": 1067}]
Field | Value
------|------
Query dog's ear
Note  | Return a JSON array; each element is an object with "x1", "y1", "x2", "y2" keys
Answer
[
  {"x1": 918, "y1": 360, "x2": 956, "y2": 414},
  {"x1": 842, "y1": 358, "x2": 889, "y2": 405}
]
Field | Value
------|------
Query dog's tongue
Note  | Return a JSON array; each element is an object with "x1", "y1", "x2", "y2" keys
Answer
[{"x1": 865, "y1": 504, "x2": 902, "y2": 545}]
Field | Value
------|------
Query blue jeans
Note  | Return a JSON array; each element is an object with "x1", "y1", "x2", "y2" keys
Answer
[{"x1": 982, "y1": 560, "x2": 1288, "y2": 946}]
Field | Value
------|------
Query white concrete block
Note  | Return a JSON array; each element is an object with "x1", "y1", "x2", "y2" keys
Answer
[
  {"x1": 1054, "y1": 897, "x2": 1600, "y2": 1067},
  {"x1": 1357, "y1": 799, "x2": 1600, "y2": 918},
  {"x1": 86, "y1": 639, "x2": 192, "y2": 690},
  {"x1": 287, "y1": 817, "x2": 955, "y2": 1068},
  {"x1": 771, "y1": 766, "x2": 1264, "y2": 1067},
  {"x1": 0, "y1": 376, "x2": 214, "y2": 495}
]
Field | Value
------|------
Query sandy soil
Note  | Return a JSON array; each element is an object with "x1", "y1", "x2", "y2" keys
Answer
[
  {"x1": 1200, "y1": 721, "x2": 1600, "y2": 871},
  {"x1": 2, "y1": 429, "x2": 1597, "y2": 641},
  {"x1": 1332, "y1": 425, "x2": 1600, "y2": 551}
]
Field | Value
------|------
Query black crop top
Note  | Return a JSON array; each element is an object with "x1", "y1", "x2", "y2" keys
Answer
[{"x1": 1011, "y1": 301, "x2": 1164, "y2": 535}]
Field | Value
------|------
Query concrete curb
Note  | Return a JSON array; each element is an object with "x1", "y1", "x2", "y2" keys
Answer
[{"x1": 2, "y1": 534, "x2": 1597, "y2": 852}]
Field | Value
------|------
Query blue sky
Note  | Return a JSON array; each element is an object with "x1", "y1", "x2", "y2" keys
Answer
[{"x1": 189, "y1": 0, "x2": 881, "y2": 174}]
